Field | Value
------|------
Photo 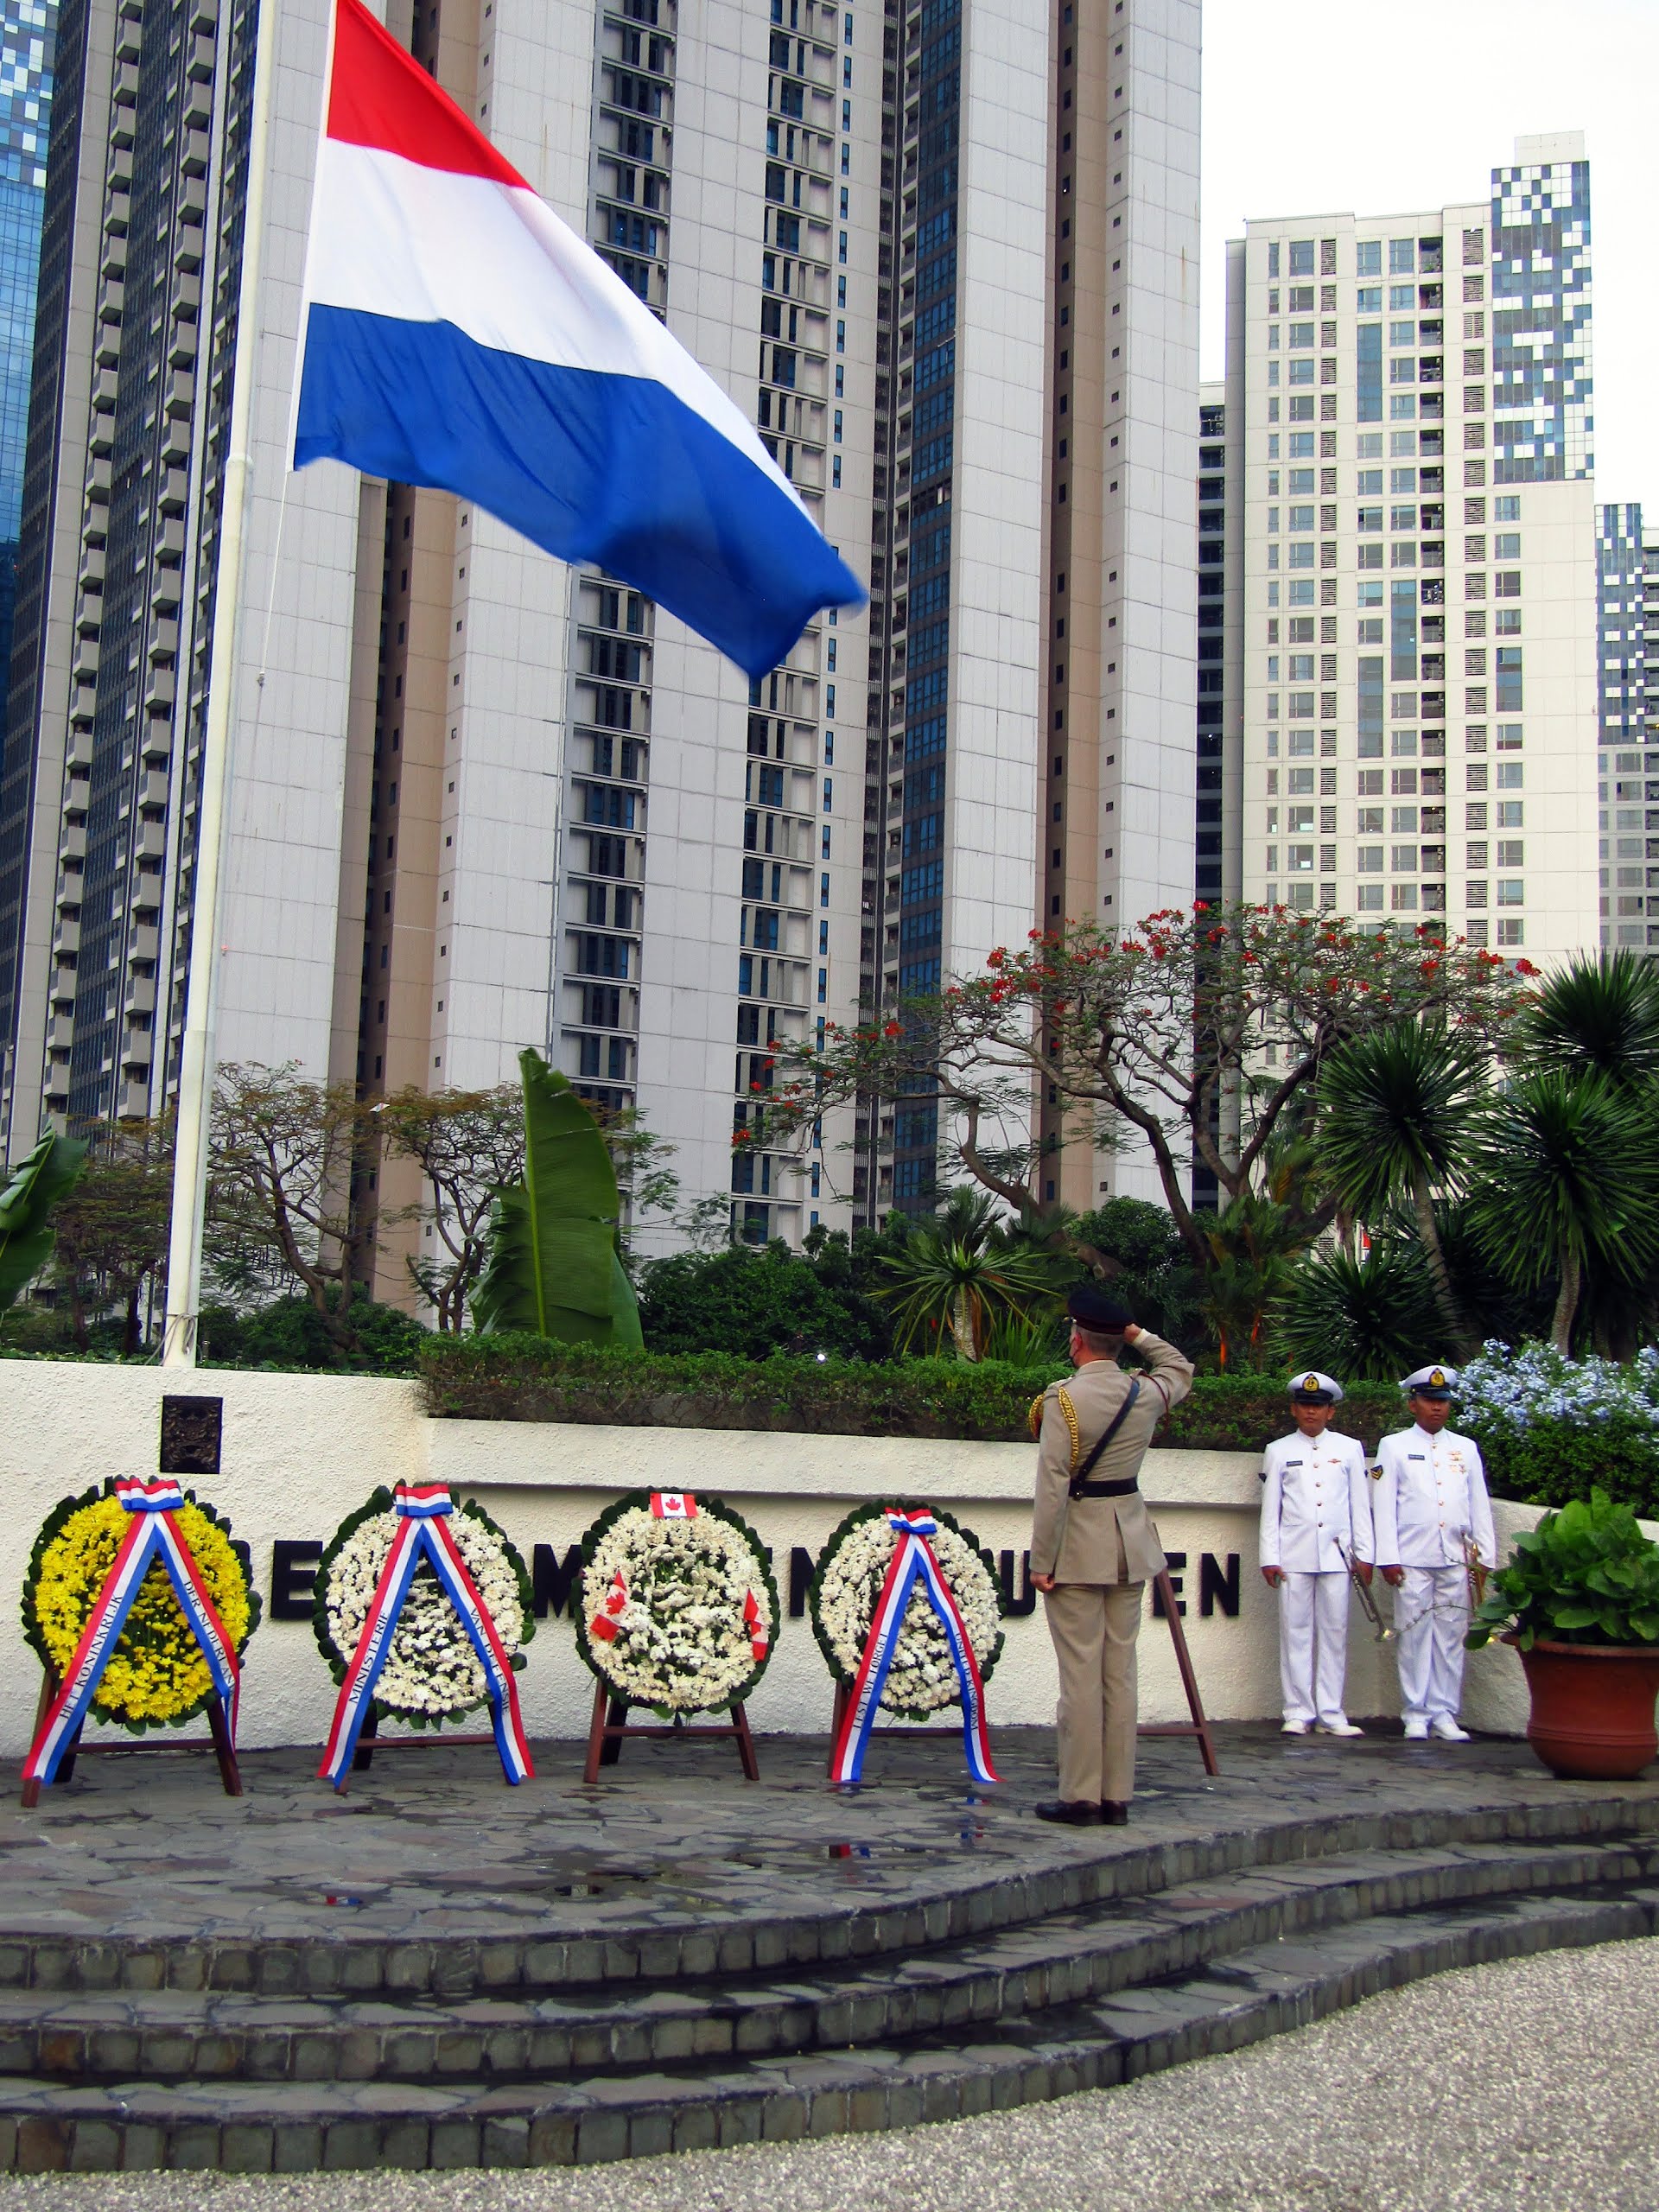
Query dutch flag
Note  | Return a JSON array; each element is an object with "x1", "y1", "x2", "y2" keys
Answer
[{"x1": 294, "y1": 0, "x2": 864, "y2": 677}]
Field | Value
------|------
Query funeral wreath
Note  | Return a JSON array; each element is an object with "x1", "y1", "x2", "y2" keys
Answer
[
  {"x1": 22, "y1": 1483, "x2": 262, "y2": 1732},
  {"x1": 810, "y1": 1499, "x2": 1003, "y2": 1721},
  {"x1": 313, "y1": 1486, "x2": 535, "y2": 1726},
  {"x1": 575, "y1": 1491, "x2": 778, "y2": 1716}
]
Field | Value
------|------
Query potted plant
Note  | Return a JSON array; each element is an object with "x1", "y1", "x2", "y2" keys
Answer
[{"x1": 1467, "y1": 1489, "x2": 1659, "y2": 1780}]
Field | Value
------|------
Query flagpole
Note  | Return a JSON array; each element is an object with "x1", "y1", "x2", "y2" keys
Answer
[{"x1": 160, "y1": 0, "x2": 284, "y2": 1366}]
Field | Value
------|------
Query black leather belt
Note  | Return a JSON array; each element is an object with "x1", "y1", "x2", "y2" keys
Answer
[{"x1": 1072, "y1": 1478, "x2": 1140, "y2": 1499}]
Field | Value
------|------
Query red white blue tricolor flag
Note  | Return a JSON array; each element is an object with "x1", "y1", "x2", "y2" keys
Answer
[
  {"x1": 830, "y1": 1508, "x2": 999, "y2": 1789},
  {"x1": 22, "y1": 1478, "x2": 243, "y2": 1790},
  {"x1": 317, "y1": 1483, "x2": 534, "y2": 1789},
  {"x1": 294, "y1": 0, "x2": 864, "y2": 678}
]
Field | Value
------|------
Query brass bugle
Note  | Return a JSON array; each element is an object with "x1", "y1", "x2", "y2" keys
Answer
[{"x1": 1336, "y1": 1535, "x2": 1392, "y2": 1642}]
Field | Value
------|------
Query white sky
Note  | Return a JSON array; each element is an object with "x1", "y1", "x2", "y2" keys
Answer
[{"x1": 1200, "y1": 0, "x2": 1658, "y2": 502}]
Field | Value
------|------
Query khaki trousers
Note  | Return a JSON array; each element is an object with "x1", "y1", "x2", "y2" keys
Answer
[{"x1": 1043, "y1": 1580, "x2": 1144, "y2": 1805}]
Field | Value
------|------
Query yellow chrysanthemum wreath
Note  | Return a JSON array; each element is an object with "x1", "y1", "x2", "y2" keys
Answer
[{"x1": 22, "y1": 1485, "x2": 262, "y2": 1732}]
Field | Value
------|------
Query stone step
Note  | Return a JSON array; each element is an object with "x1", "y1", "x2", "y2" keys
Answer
[
  {"x1": 0, "y1": 1886, "x2": 1651, "y2": 2173},
  {"x1": 3, "y1": 1784, "x2": 1656, "y2": 2002},
  {"x1": 0, "y1": 1836, "x2": 1649, "y2": 2088}
]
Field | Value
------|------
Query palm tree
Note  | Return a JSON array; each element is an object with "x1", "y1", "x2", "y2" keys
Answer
[
  {"x1": 1276, "y1": 1242, "x2": 1438, "y2": 1382},
  {"x1": 1522, "y1": 950, "x2": 1659, "y2": 1090},
  {"x1": 876, "y1": 1188, "x2": 1063, "y2": 1361},
  {"x1": 1313, "y1": 1023, "x2": 1485, "y2": 1357},
  {"x1": 1467, "y1": 1071, "x2": 1659, "y2": 1353}
]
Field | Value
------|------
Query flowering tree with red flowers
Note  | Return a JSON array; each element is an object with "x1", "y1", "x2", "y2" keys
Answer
[{"x1": 765, "y1": 904, "x2": 1537, "y2": 1278}]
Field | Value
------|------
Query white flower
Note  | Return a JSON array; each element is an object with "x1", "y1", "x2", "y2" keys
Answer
[
  {"x1": 578, "y1": 1504, "x2": 773, "y2": 1713},
  {"x1": 815, "y1": 1513, "x2": 1001, "y2": 1716},
  {"x1": 322, "y1": 1506, "x2": 528, "y2": 1720}
]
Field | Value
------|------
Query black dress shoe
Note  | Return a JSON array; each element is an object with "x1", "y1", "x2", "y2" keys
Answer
[
  {"x1": 1034, "y1": 1799, "x2": 1103, "y2": 1826},
  {"x1": 1099, "y1": 1800, "x2": 1130, "y2": 1826}
]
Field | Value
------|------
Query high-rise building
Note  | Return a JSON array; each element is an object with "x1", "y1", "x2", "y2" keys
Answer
[
  {"x1": 1594, "y1": 500, "x2": 1659, "y2": 953},
  {"x1": 1211, "y1": 132, "x2": 1600, "y2": 969},
  {"x1": 0, "y1": 0, "x2": 1199, "y2": 1291},
  {"x1": 0, "y1": 1, "x2": 54, "y2": 664}
]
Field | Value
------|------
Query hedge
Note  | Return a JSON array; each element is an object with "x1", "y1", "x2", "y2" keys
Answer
[{"x1": 417, "y1": 1337, "x2": 1412, "y2": 1452}]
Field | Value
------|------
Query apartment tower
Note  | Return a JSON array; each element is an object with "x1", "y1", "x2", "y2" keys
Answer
[
  {"x1": 0, "y1": 0, "x2": 1199, "y2": 1290},
  {"x1": 1211, "y1": 132, "x2": 1600, "y2": 969}
]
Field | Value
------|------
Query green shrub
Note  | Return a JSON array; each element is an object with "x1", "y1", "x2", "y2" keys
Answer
[
  {"x1": 637, "y1": 1242, "x2": 891, "y2": 1360},
  {"x1": 420, "y1": 1334, "x2": 1064, "y2": 1439},
  {"x1": 200, "y1": 1292, "x2": 428, "y2": 1374},
  {"x1": 1158, "y1": 1372, "x2": 1402, "y2": 1455},
  {"x1": 419, "y1": 1338, "x2": 1422, "y2": 1450},
  {"x1": 1468, "y1": 1488, "x2": 1659, "y2": 1650},
  {"x1": 1474, "y1": 1412, "x2": 1659, "y2": 1521}
]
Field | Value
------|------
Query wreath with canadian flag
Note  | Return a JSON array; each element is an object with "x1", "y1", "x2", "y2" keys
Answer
[{"x1": 573, "y1": 1491, "x2": 778, "y2": 1717}]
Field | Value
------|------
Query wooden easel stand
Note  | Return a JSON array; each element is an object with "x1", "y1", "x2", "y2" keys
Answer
[
  {"x1": 1143, "y1": 1567, "x2": 1221, "y2": 1777},
  {"x1": 20, "y1": 1665, "x2": 242, "y2": 1808},
  {"x1": 582, "y1": 1680, "x2": 760, "y2": 1784},
  {"x1": 826, "y1": 1565, "x2": 1219, "y2": 1784},
  {"x1": 333, "y1": 1705, "x2": 500, "y2": 1794}
]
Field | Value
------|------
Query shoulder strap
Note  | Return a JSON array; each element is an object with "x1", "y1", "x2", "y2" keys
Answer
[{"x1": 1068, "y1": 1376, "x2": 1141, "y2": 1499}]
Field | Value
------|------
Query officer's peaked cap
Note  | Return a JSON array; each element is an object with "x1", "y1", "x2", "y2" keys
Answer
[
  {"x1": 1068, "y1": 1284, "x2": 1135, "y2": 1333},
  {"x1": 1288, "y1": 1369, "x2": 1344, "y2": 1405},
  {"x1": 1402, "y1": 1363, "x2": 1459, "y2": 1398}
]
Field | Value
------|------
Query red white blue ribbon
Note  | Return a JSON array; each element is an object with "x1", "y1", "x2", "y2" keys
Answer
[
  {"x1": 830, "y1": 1508, "x2": 999, "y2": 1788},
  {"x1": 318, "y1": 1484, "x2": 534, "y2": 1789},
  {"x1": 23, "y1": 1478, "x2": 244, "y2": 1789}
]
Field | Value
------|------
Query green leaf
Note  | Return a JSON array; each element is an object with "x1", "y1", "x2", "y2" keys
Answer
[
  {"x1": 472, "y1": 1051, "x2": 643, "y2": 1348},
  {"x1": 0, "y1": 1134, "x2": 88, "y2": 1313}
]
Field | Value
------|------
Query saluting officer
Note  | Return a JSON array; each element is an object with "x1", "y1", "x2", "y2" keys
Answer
[
  {"x1": 1259, "y1": 1370, "x2": 1373, "y2": 1738},
  {"x1": 1373, "y1": 1363, "x2": 1496, "y2": 1742},
  {"x1": 1027, "y1": 1286, "x2": 1194, "y2": 1827}
]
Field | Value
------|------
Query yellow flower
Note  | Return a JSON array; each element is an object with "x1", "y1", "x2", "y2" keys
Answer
[{"x1": 29, "y1": 1494, "x2": 257, "y2": 1729}]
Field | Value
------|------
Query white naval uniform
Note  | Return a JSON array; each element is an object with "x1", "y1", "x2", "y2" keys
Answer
[
  {"x1": 1259, "y1": 1431, "x2": 1374, "y2": 1728},
  {"x1": 1372, "y1": 1423, "x2": 1496, "y2": 1726}
]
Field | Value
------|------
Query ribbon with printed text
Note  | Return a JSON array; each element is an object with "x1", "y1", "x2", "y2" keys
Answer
[
  {"x1": 830, "y1": 1507, "x2": 998, "y2": 1788},
  {"x1": 318, "y1": 1483, "x2": 534, "y2": 1789},
  {"x1": 22, "y1": 1478, "x2": 244, "y2": 1789}
]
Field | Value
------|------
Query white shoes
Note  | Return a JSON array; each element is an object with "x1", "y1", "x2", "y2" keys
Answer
[
  {"x1": 1316, "y1": 1719, "x2": 1364, "y2": 1737},
  {"x1": 1429, "y1": 1715, "x2": 1471, "y2": 1742},
  {"x1": 1281, "y1": 1719, "x2": 1309, "y2": 1735},
  {"x1": 1402, "y1": 1719, "x2": 1429, "y2": 1739}
]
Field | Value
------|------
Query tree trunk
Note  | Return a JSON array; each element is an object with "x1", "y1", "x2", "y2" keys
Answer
[
  {"x1": 949, "y1": 1285, "x2": 978, "y2": 1362},
  {"x1": 1550, "y1": 1240, "x2": 1581, "y2": 1354},
  {"x1": 1410, "y1": 1166, "x2": 1469, "y2": 1357},
  {"x1": 123, "y1": 1284, "x2": 142, "y2": 1357}
]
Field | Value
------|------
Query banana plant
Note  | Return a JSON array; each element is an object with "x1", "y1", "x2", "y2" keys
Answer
[
  {"x1": 471, "y1": 1050, "x2": 643, "y2": 1347},
  {"x1": 0, "y1": 1132, "x2": 88, "y2": 1316}
]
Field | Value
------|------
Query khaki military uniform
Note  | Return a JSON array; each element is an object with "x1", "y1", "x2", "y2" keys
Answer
[{"x1": 1029, "y1": 1331, "x2": 1195, "y2": 1804}]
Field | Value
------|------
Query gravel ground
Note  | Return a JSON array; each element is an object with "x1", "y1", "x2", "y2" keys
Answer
[{"x1": 3, "y1": 1937, "x2": 1658, "y2": 2212}]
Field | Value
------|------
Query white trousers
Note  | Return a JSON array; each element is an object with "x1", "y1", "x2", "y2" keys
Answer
[
  {"x1": 1395, "y1": 1564, "x2": 1471, "y2": 1723},
  {"x1": 1277, "y1": 1570, "x2": 1351, "y2": 1726}
]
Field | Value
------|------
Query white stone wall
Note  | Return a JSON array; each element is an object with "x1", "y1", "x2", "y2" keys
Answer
[{"x1": 0, "y1": 1360, "x2": 1541, "y2": 1763}]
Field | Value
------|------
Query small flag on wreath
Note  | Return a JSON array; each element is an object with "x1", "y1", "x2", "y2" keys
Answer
[{"x1": 651, "y1": 1492, "x2": 698, "y2": 1520}]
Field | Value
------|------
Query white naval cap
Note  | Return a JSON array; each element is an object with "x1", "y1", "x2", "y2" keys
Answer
[
  {"x1": 1401, "y1": 1363, "x2": 1459, "y2": 1397},
  {"x1": 1288, "y1": 1370, "x2": 1344, "y2": 1404}
]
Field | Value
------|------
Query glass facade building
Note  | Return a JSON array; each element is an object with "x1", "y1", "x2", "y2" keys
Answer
[
  {"x1": 1594, "y1": 500, "x2": 1659, "y2": 951},
  {"x1": 0, "y1": 1, "x2": 53, "y2": 686}
]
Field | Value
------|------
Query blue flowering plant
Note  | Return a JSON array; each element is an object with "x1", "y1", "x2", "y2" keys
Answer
[{"x1": 1456, "y1": 1341, "x2": 1659, "y2": 1517}]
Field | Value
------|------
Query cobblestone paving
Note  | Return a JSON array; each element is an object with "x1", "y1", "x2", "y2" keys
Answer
[
  {"x1": 3, "y1": 1722, "x2": 1654, "y2": 1955},
  {"x1": 0, "y1": 1937, "x2": 1653, "y2": 2209}
]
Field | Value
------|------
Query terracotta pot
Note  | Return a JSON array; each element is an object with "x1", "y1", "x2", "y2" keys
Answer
[{"x1": 1504, "y1": 1634, "x2": 1659, "y2": 1781}]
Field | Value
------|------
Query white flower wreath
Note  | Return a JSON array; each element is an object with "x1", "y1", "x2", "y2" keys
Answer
[
  {"x1": 578, "y1": 1500, "x2": 775, "y2": 1715},
  {"x1": 321, "y1": 1504, "x2": 531, "y2": 1722},
  {"x1": 811, "y1": 1505, "x2": 1003, "y2": 1719}
]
